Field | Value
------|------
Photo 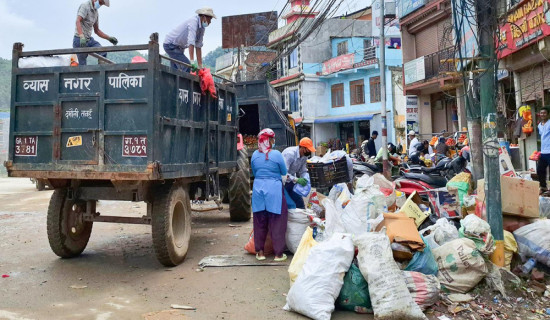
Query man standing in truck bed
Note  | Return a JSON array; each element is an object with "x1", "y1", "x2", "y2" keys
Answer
[
  {"x1": 73, "y1": 0, "x2": 118, "y2": 65},
  {"x1": 163, "y1": 8, "x2": 217, "y2": 72}
]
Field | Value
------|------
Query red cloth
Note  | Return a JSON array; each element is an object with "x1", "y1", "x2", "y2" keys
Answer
[{"x1": 198, "y1": 68, "x2": 217, "y2": 99}]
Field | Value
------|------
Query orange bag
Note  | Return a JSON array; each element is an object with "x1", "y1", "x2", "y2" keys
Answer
[
  {"x1": 198, "y1": 68, "x2": 217, "y2": 99},
  {"x1": 244, "y1": 230, "x2": 274, "y2": 256}
]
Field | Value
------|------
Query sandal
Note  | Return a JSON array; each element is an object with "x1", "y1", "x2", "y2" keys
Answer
[
  {"x1": 256, "y1": 253, "x2": 266, "y2": 261},
  {"x1": 274, "y1": 253, "x2": 287, "y2": 262}
]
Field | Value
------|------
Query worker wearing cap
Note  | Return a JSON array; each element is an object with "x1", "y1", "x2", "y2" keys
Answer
[
  {"x1": 164, "y1": 8, "x2": 216, "y2": 72},
  {"x1": 408, "y1": 130, "x2": 421, "y2": 156},
  {"x1": 73, "y1": 0, "x2": 118, "y2": 65},
  {"x1": 282, "y1": 138, "x2": 316, "y2": 209}
]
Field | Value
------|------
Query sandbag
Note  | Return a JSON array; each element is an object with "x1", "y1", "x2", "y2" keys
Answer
[
  {"x1": 284, "y1": 233, "x2": 354, "y2": 320},
  {"x1": 336, "y1": 262, "x2": 372, "y2": 314},
  {"x1": 285, "y1": 209, "x2": 311, "y2": 253},
  {"x1": 513, "y1": 220, "x2": 550, "y2": 267},
  {"x1": 540, "y1": 196, "x2": 550, "y2": 218},
  {"x1": 402, "y1": 271, "x2": 440, "y2": 310},
  {"x1": 355, "y1": 232, "x2": 427, "y2": 320},
  {"x1": 18, "y1": 55, "x2": 71, "y2": 68},
  {"x1": 340, "y1": 182, "x2": 386, "y2": 236},
  {"x1": 288, "y1": 227, "x2": 318, "y2": 287},
  {"x1": 244, "y1": 230, "x2": 273, "y2": 256},
  {"x1": 322, "y1": 198, "x2": 346, "y2": 239},
  {"x1": 404, "y1": 236, "x2": 438, "y2": 276},
  {"x1": 432, "y1": 238, "x2": 488, "y2": 293}
]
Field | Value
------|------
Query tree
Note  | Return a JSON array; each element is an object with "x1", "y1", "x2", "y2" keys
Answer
[{"x1": 203, "y1": 46, "x2": 231, "y2": 71}]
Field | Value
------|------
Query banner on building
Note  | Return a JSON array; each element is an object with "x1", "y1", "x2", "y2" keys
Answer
[
  {"x1": 404, "y1": 57, "x2": 426, "y2": 85},
  {"x1": 322, "y1": 53, "x2": 354, "y2": 75},
  {"x1": 498, "y1": 0, "x2": 550, "y2": 58},
  {"x1": 405, "y1": 96, "x2": 419, "y2": 122}
]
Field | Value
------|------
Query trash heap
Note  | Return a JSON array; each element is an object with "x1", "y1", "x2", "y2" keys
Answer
[{"x1": 276, "y1": 172, "x2": 550, "y2": 320}]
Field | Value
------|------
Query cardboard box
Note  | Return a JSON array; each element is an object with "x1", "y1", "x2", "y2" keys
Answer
[
  {"x1": 499, "y1": 147, "x2": 517, "y2": 177},
  {"x1": 477, "y1": 176, "x2": 539, "y2": 218}
]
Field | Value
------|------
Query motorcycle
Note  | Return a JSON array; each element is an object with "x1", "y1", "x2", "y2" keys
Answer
[
  {"x1": 351, "y1": 157, "x2": 382, "y2": 177},
  {"x1": 395, "y1": 155, "x2": 468, "y2": 195}
]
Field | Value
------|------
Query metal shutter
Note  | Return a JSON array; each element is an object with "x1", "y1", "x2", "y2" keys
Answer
[
  {"x1": 415, "y1": 26, "x2": 439, "y2": 57},
  {"x1": 520, "y1": 65, "x2": 543, "y2": 102}
]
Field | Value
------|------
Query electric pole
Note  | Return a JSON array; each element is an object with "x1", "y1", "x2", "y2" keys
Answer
[
  {"x1": 476, "y1": 0, "x2": 504, "y2": 266},
  {"x1": 379, "y1": 0, "x2": 390, "y2": 179}
]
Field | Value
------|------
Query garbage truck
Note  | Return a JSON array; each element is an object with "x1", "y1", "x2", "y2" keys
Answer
[{"x1": 3, "y1": 34, "x2": 251, "y2": 266}]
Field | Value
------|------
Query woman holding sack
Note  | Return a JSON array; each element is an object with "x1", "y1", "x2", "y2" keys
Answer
[{"x1": 251, "y1": 129, "x2": 289, "y2": 262}]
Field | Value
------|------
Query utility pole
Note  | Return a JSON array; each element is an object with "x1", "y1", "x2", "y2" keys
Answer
[
  {"x1": 379, "y1": 0, "x2": 390, "y2": 179},
  {"x1": 466, "y1": 73, "x2": 484, "y2": 183},
  {"x1": 476, "y1": 0, "x2": 504, "y2": 267}
]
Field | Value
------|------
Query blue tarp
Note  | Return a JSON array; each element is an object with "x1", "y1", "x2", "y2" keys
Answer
[{"x1": 313, "y1": 113, "x2": 374, "y2": 124}]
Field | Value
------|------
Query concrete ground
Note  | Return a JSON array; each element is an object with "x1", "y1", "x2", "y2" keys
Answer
[{"x1": 0, "y1": 178, "x2": 369, "y2": 320}]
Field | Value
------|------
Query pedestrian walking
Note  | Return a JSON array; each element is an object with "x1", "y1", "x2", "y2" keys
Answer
[{"x1": 250, "y1": 129, "x2": 288, "y2": 262}]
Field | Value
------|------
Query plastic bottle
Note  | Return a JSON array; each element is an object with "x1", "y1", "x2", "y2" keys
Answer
[{"x1": 520, "y1": 258, "x2": 537, "y2": 274}]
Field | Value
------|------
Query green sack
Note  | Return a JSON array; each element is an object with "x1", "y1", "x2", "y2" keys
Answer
[
  {"x1": 336, "y1": 263, "x2": 372, "y2": 313},
  {"x1": 446, "y1": 181, "x2": 469, "y2": 206}
]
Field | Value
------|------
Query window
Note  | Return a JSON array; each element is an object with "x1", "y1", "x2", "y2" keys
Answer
[
  {"x1": 370, "y1": 76, "x2": 381, "y2": 103},
  {"x1": 350, "y1": 79, "x2": 365, "y2": 105},
  {"x1": 331, "y1": 83, "x2": 344, "y2": 108},
  {"x1": 337, "y1": 41, "x2": 348, "y2": 56},
  {"x1": 288, "y1": 48, "x2": 298, "y2": 69},
  {"x1": 289, "y1": 89, "x2": 299, "y2": 112},
  {"x1": 364, "y1": 39, "x2": 375, "y2": 60}
]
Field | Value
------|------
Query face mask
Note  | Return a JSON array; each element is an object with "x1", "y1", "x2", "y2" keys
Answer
[
  {"x1": 202, "y1": 21, "x2": 209, "y2": 28},
  {"x1": 94, "y1": 1, "x2": 101, "y2": 9}
]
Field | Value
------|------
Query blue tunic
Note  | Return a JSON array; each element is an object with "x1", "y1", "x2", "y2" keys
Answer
[{"x1": 251, "y1": 150, "x2": 287, "y2": 214}]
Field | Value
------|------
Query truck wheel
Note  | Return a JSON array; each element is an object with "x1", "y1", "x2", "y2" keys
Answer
[
  {"x1": 229, "y1": 147, "x2": 252, "y2": 222},
  {"x1": 152, "y1": 183, "x2": 192, "y2": 267},
  {"x1": 47, "y1": 189, "x2": 93, "y2": 258},
  {"x1": 36, "y1": 179, "x2": 46, "y2": 191}
]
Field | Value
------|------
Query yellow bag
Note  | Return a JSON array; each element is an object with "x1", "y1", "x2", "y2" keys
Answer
[
  {"x1": 504, "y1": 230, "x2": 518, "y2": 270},
  {"x1": 288, "y1": 227, "x2": 318, "y2": 287}
]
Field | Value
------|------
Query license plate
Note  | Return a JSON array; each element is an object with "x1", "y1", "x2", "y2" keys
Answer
[
  {"x1": 14, "y1": 136, "x2": 38, "y2": 157},
  {"x1": 122, "y1": 135, "x2": 147, "y2": 157}
]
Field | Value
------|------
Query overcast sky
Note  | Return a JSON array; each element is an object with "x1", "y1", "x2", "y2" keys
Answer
[{"x1": 0, "y1": 0, "x2": 366, "y2": 59}]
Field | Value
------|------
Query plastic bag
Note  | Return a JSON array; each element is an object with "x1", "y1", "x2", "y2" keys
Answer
[
  {"x1": 540, "y1": 196, "x2": 550, "y2": 218},
  {"x1": 504, "y1": 230, "x2": 518, "y2": 270},
  {"x1": 18, "y1": 55, "x2": 71, "y2": 68},
  {"x1": 284, "y1": 233, "x2": 354, "y2": 320},
  {"x1": 336, "y1": 262, "x2": 372, "y2": 314},
  {"x1": 355, "y1": 232, "x2": 427, "y2": 320},
  {"x1": 446, "y1": 172, "x2": 471, "y2": 206},
  {"x1": 372, "y1": 173, "x2": 397, "y2": 208},
  {"x1": 395, "y1": 191, "x2": 407, "y2": 209},
  {"x1": 420, "y1": 218, "x2": 459, "y2": 249},
  {"x1": 198, "y1": 68, "x2": 217, "y2": 99},
  {"x1": 285, "y1": 209, "x2": 311, "y2": 254},
  {"x1": 288, "y1": 227, "x2": 318, "y2": 287},
  {"x1": 404, "y1": 236, "x2": 438, "y2": 276},
  {"x1": 513, "y1": 220, "x2": 550, "y2": 267},
  {"x1": 458, "y1": 214, "x2": 495, "y2": 255},
  {"x1": 322, "y1": 198, "x2": 346, "y2": 239},
  {"x1": 293, "y1": 181, "x2": 311, "y2": 197},
  {"x1": 328, "y1": 183, "x2": 349, "y2": 202},
  {"x1": 340, "y1": 184, "x2": 386, "y2": 236},
  {"x1": 431, "y1": 238, "x2": 488, "y2": 293},
  {"x1": 402, "y1": 271, "x2": 440, "y2": 310},
  {"x1": 307, "y1": 191, "x2": 326, "y2": 218},
  {"x1": 244, "y1": 230, "x2": 273, "y2": 255}
]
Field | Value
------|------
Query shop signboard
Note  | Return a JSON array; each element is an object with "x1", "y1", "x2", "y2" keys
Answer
[
  {"x1": 404, "y1": 57, "x2": 425, "y2": 85},
  {"x1": 399, "y1": 0, "x2": 426, "y2": 18},
  {"x1": 405, "y1": 96, "x2": 419, "y2": 122},
  {"x1": 322, "y1": 53, "x2": 355, "y2": 75},
  {"x1": 497, "y1": 0, "x2": 550, "y2": 59}
]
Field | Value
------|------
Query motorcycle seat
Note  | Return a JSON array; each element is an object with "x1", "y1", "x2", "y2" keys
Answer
[{"x1": 402, "y1": 172, "x2": 448, "y2": 188}]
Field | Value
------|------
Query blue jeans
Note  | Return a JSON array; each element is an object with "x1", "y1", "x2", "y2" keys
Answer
[
  {"x1": 163, "y1": 43, "x2": 190, "y2": 72},
  {"x1": 538, "y1": 153, "x2": 550, "y2": 189},
  {"x1": 72, "y1": 36, "x2": 106, "y2": 65}
]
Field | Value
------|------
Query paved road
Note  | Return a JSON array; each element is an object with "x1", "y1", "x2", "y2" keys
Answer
[{"x1": 0, "y1": 178, "x2": 368, "y2": 320}]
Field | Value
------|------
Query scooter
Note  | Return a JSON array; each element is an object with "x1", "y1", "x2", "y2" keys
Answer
[
  {"x1": 395, "y1": 156, "x2": 467, "y2": 195},
  {"x1": 351, "y1": 157, "x2": 382, "y2": 177}
]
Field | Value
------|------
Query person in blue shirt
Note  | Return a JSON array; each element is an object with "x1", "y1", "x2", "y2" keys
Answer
[
  {"x1": 251, "y1": 129, "x2": 288, "y2": 262},
  {"x1": 537, "y1": 107, "x2": 550, "y2": 193}
]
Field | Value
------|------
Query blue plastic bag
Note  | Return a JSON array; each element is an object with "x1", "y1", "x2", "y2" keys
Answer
[
  {"x1": 293, "y1": 181, "x2": 311, "y2": 197},
  {"x1": 404, "y1": 236, "x2": 438, "y2": 276}
]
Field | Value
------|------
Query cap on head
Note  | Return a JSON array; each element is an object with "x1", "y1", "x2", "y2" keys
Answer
[
  {"x1": 299, "y1": 137, "x2": 316, "y2": 153},
  {"x1": 196, "y1": 7, "x2": 217, "y2": 19},
  {"x1": 408, "y1": 130, "x2": 416, "y2": 136}
]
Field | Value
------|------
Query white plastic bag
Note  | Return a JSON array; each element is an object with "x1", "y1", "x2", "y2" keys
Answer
[
  {"x1": 284, "y1": 233, "x2": 354, "y2": 320},
  {"x1": 286, "y1": 209, "x2": 311, "y2": 253},
  {"x1": 18, "y1": 55, "x2": 71, "y2": 68},
  {"x1": 513, "y1": 220, "x2": 550, "y2": 267},
  {"x1": 431, "y1": 238, "x2": 488, "y2": 293},
  {"x1": 355, "y1": 232, "x2": 427, "y2": 320},
  {"x1": 322, "y1": 198, "x2": 346, "y2": 239},
  {"x1": 340, "y1": 185, "x2": 386, "y2": 236},
  {"x1": 420, "y1": 218, "x2": 459, "y2": 249}
]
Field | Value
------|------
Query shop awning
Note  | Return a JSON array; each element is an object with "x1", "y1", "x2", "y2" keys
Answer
[{"x1": 312, "y1": 112, "x2": 377, "y2": 124}]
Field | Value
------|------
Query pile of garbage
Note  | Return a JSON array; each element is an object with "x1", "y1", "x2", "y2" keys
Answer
[{"x1": 275, "y1": 173, "x2": 550, "y2": 320}]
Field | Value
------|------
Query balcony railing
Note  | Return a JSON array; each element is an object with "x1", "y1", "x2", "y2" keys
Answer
[
  {"x1": 424, "y1": 46, "x2": 455, "y2": 81},
  {"x1": 364, "y1": 46, "x2": 377, "y2": 60}
]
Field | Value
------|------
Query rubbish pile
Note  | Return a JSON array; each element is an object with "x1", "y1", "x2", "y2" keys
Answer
[{"x1": 274, "y1": 171, "x2": 550, "y2": 320}]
